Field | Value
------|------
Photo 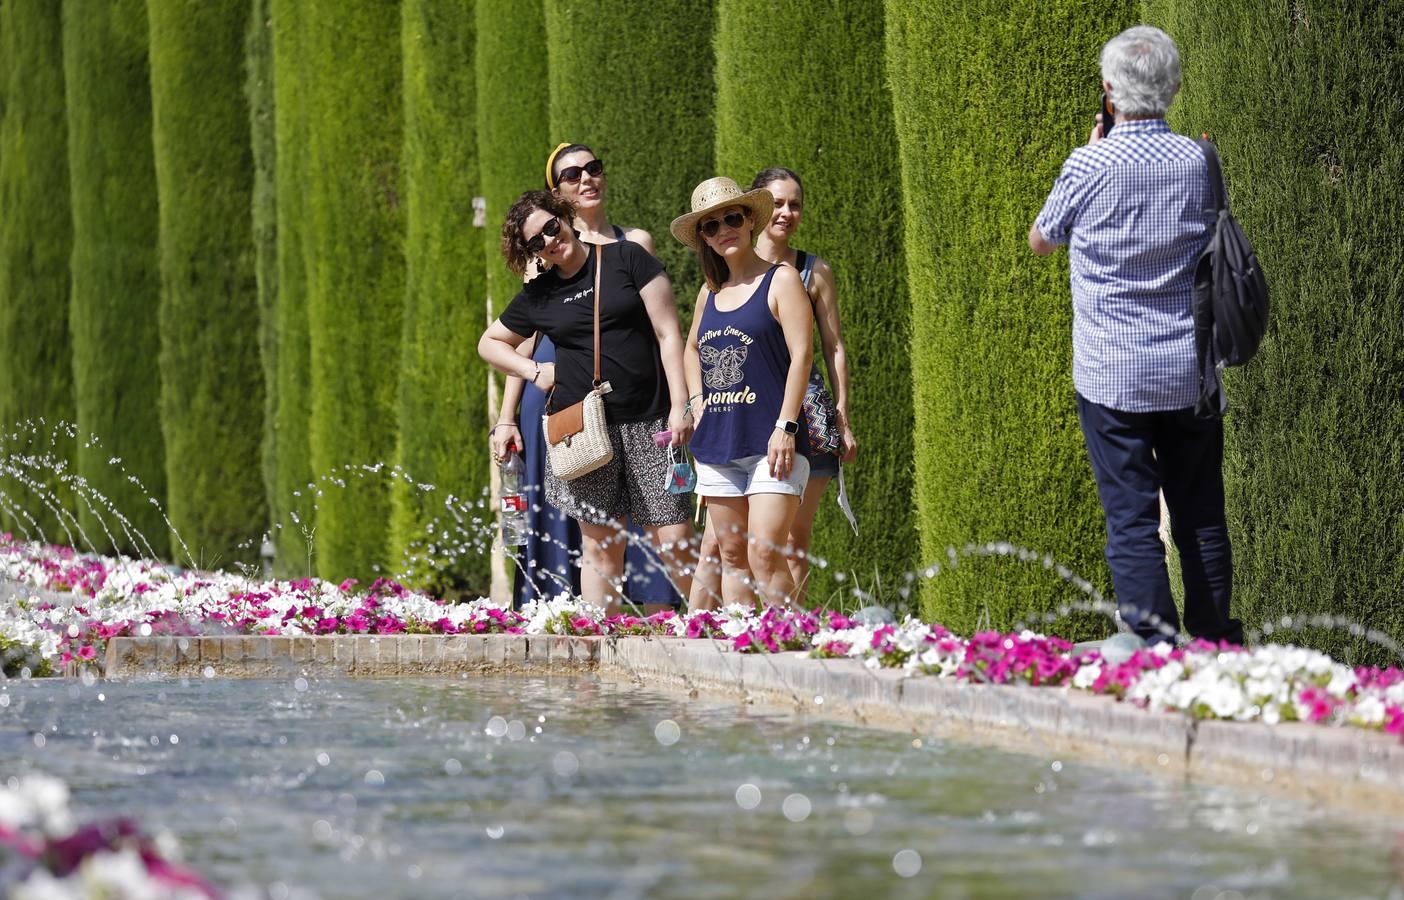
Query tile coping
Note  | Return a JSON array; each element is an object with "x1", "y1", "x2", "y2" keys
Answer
[{"x1": 89, "y1": 633, "x2": 1404, "y2": 818}]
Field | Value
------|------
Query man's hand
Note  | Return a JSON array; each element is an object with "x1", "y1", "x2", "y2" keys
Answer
[
  {"x1": 1090, "y1": 112, "x2": 1107, "y2": 145},
  {"x1": 1028, "y1": 223, "x2": 1058, "y2": 256}
]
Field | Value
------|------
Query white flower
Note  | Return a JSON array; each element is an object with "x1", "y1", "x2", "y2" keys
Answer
[
  {"x1": 1203, "y1": 676, "x2": 1246, "y2": 719},
  {"x1": 519, "y1": 594, "x2": 604, "y2": 634},
  {"x1": 0, "y1": 773, "x2": 74, "y2": 834},
  {"x1": 1326, "y1": 665, "x2": 1356, "y2": 698},
  {"x1": 1072, "y1": 662, "x2": 1102, "y2": 690},
  {"x1": 10, "y1": 869, "x2": 84, "y2": 900},
  {"x1": 1348, "y1": 695, "x2": 1386, "y2": 727}
]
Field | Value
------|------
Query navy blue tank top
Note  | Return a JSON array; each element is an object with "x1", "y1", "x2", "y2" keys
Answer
[{"x1": 690, "y1": 265, "x2": 806, "y2": 464}]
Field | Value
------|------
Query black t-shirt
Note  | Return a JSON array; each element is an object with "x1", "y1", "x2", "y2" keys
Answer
[{"x1": 500, "y1": 242, "x2": 669, "y2": 423}]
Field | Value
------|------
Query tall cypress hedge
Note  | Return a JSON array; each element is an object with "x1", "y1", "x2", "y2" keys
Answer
[
  {"x1": 147, "y1": 0, "x2": 264, "y2": 569},
  {"x1": 268, "y1": 0, "x2": 312, "y2": 576},
  {"x1": 545, "y1": 0, "x2": 716, "y2": 294},
  {"x1": 712, "y1": 0, "x2": 915, "y2": 604},
  {"x1": 1142, "y1": 1, "x2": 1404, "y2": 662},
  {"x1": 62, "y1": 0, "x2": 168, "y2": 557},
  {"x1": 301, "y1": 1, "x2": 404, "y2": 581},
  {"x1": 476, "y1": 0, "x2": 548, "y2": 318},
  {"x1": 886, "y1": 0, "x2": 1133, "y2": 636},
  {"x1": 247, "y1": 0, "x2": 277, "y2": 554},
  {"x1": 392, "y1": 0, "x2": 490, "y2": 595},
  {"x1": 0, "y1": 1, "x2": 73, "y2": 537}
]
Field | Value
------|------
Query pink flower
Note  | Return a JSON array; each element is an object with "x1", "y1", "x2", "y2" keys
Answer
[{"x1": 1384, "y1": 705, "x2": 1404, "y2": 737}]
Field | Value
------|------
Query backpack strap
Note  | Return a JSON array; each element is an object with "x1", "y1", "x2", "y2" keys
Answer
[{"x1": 1197, "y1": 138, "x2": 1229, "y2": 215}]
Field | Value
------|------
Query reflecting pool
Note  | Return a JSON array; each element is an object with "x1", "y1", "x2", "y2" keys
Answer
[{"x1": 1, "y1": 675, "x2": 1399, "y2": 898}]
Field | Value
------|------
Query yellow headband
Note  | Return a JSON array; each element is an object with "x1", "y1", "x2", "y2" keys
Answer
[{"x1": 544, "y1": 142, "x2": 572, "y2": 189}]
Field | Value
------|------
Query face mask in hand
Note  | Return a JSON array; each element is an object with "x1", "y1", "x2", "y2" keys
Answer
[{"x1": 664, "y1": 447, "x2": 696, "y2": 495}]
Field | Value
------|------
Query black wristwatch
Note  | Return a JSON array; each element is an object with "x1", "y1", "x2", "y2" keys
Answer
[{"x1": 774, "y1": 418, "x2": 800, "y2": 435}]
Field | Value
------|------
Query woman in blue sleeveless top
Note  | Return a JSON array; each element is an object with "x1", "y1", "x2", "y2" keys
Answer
[
  {"x1": 672, "y1": 177, "x2": 814, "y2": 608},
  {"x1": 691, "y1": 168, "x2": 860, "y2": 608},
  {"x1": 490, "y1": 143, "x2": 678, "y2": 611}
]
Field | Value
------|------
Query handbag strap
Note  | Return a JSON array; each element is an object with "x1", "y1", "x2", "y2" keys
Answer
[
  {"x1": 544, "y1": 246, "x2": 605, "y2": 412},
  {"x1": 591, "y1": 245, "x2": 603, "y2": 386}
]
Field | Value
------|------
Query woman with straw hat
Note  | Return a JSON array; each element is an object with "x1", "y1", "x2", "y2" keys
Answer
[
  {"x1": 480, "y1": 189, "x2": 695, "y2": 615},
  {"x1": 674, "y1": 177, "x2": 814, "y2": 608},
  {"x1": 489, "y1": 144, "x2": 674, "y2": 611},
  {"x1": 691, "y1": 167, "x2": 859, "y2": 608}
]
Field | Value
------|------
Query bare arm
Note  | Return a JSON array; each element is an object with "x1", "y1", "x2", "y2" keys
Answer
[
  {"x1": 497, "y1": 336, "x2": 537, "y2": 420},
  {"x1": 683, "y1": 285, "x2": 707, "y2": 426},
  {"x1": 808, "y1": 259, "x2": 857, "y2": 461},
  {"x1": 478, "y1": 319, "x2": 554, "y2": 391},
  {"x1": 490, "y1": 335, "x2": 540, "y2": 460},
  {"x1": 624, "y1": 227, "x2": 657, "y2": 257},
  {"x1": 639, "y1": 272, "x2": 693, "y2": 446},
  {"x1": 769, "y1": 266, "x2": 814, "y2": 480}
]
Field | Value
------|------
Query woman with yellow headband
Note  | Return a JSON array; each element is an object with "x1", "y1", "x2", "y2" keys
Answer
[{"x1": 542, "y1": 142, "x2": 655, "y2": 254}]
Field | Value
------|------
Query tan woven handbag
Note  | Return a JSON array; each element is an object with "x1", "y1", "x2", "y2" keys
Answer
[{"x1": 543, "y1": 249, "x2": 613, "y2": 481}]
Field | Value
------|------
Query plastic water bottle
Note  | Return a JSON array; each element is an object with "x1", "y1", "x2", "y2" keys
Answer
[{"x1": 499, "y1": 445, "x2": 527, "y2": 547}]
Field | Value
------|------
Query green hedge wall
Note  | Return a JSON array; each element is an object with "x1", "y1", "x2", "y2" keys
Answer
[
  {"x1": 712, "y1": 0, "x2": 915, "y2": 606},
  {"x1": 61, "y1": 0, "x2": 168, "y2": 557},
  {"x1": 887, "y1": 0, "x2": 1133, "y2": 637},
  {"x1": 147, "y1": 0, "x2": 264, "y2": 570},
  {"x1": 268, "y1": 0, "x2": 312, "y2": 576},
  {"x1": 301, "y1": 1, "x2": 404, "y2": 581},
  {"x1": 247, "y1": 0, "x2": 277, "y2": 554},
  {"x1": 545, "y1": 0, "x2": 716, "y2": 295},
  {"x1": 476, "y1": 0, "x2": 548, "y2": 318},
  {"x1": 0, "y1": 1, "x2": 74, "y2": 537},
  {"x1": 392, "y1": 0, "x2": 491, "y2": 596},
  {"x1": 1142, "y1": 1, "x2": 1404, "y2": 663}
]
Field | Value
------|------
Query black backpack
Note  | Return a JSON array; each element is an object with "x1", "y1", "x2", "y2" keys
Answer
[{"x1": 1193, "y1": 139, "x2": 1270, "y2": 418}]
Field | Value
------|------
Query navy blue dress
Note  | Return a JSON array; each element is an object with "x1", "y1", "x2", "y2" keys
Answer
[{"x1": 511, "y1": 228, "x2": 680, "y2": 609}]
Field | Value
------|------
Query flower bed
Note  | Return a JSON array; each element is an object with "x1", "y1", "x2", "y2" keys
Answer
[
  {"x1": 2, "y1": 535, "x2": 1401, "y2": 742},
  {"x1": 0, "y1": 774, "x2": 218, "y2": 899}
]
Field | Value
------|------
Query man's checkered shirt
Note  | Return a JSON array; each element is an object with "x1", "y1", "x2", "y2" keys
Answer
[{"x1": 1035, "y1": 119, "x2": 1213, "y2": 412}]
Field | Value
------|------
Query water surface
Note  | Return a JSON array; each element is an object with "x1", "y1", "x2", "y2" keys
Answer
[{"x1": 1, "y1": 674, "x2": 1399, "y2": 899}]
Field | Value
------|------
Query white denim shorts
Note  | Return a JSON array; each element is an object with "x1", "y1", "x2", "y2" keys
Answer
[{"x1": 694, "y1": 453, "x2": 809, "y2": 498}]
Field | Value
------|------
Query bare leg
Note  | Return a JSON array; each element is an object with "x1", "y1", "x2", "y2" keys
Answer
[
  {"x1": 704, "y1": 497, "x2": 759, "y2": 607},
  {"x1": 747, "y1": 493, "x2": 803, "y2": 606},
  {"x1": 577, "y1": 519, "x2": 628, "y2": 615},
  {"x1": 688, "y1": 509, "x2": 724, "y2": 611},
  {"x1": 643, "y1": 520, "x2": 696, "y2": 608},
  {"x1": 785, "y1": 476, "x2": 831, "y2": 607}
]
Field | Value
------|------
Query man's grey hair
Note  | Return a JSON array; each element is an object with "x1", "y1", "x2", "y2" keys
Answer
[{"x1": 1100, "y1": 26, "x2": 1181, "y2": 117}]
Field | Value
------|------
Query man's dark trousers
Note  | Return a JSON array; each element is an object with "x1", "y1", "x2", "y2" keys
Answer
[{"x1": 1076, "y1": 394, "x2": 1244, "y2": 645}]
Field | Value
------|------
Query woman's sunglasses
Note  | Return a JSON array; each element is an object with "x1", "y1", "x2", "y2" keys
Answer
[
  {"x1": 699, "y1": 210, "x2": 746, "y2": 238},
  {"x1": 556, "y1": 159, "x2": 604, "y2": 185},
  {"x1": 523, "y1": 216, "x2": 562, "y2": 254}
]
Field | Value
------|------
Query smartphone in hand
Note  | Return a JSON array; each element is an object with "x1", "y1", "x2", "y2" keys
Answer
[{"x1": 1098, "y1": 92, "x2": 1115, "y2": 137}]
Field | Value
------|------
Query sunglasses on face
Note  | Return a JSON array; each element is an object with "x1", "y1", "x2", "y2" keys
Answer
[
  {"x1": 556, "y1": 159, "x2": 604, "y2": 184},
  {"x1": 523, "y1": 216, "x2": 562, "y2": 254},
  {"x1": 699, "y1": 210, "x2": 746, "y2": 238}
]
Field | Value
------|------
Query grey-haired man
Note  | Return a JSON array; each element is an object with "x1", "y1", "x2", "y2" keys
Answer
[{"x1": 1029, "y1": 25, "x2": 1243, "y2": 647}]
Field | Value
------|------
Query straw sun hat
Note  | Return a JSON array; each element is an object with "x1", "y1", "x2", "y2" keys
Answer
[{"x1": 669, "y1": 177, "x2": 775, "y2": 251}]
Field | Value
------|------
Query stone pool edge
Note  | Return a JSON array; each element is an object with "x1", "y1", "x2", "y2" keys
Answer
[{"x1": 99, "y1": 633, "x2": 1404, "y2": 816}]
